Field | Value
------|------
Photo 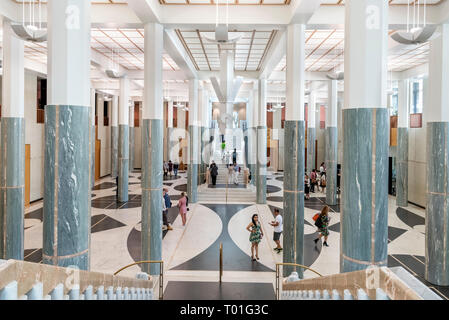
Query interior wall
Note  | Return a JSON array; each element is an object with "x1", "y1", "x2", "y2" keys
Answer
[
  {"x1": 24, "y1": 72, "x2": 45, "y2": 202},
  {"x1": 96, "y1": 94, "x2": 111, "y2": 177}
]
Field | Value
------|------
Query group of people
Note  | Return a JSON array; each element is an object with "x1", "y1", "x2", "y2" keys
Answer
[
  {"x1": 162, "y1": 189, "x2": 189, "y2": 231},
  {"x1": 304, "y1": 162, "x2": 327, "y2": 200},
  {"x1": 246, "y1": 205, "x2": 331, "y2": 261},
  {"x1": 163, "y1": 160, "x2": 179, "y2": 178}
]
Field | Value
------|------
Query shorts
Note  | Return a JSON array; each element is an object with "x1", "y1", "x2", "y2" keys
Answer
[{"x1": 273, "y1": 232, "x2": 282, "y2": 241}]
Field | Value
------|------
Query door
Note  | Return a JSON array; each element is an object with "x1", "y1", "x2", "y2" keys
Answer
[{"x1": 25, "y1": 144, "x2": 31, "y2": 207}]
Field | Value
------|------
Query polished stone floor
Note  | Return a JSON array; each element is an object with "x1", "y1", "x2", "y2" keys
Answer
[{"x1": 23, "y1": 169, "x2": 448, "y2": 300}]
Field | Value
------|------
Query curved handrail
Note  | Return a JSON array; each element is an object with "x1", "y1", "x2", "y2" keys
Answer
[
  {"x1": 275, "y1": 262, "x2": 323, "y2": 300},
  {"x1": 114, "y1": 260, "x2": 164, "y2": 300}
]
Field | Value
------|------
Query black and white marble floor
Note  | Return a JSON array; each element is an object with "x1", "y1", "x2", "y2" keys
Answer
[{"x1": 22, "y1": 169, "x2": 448, "y2": 300}]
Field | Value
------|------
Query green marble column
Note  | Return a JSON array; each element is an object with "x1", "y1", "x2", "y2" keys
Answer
[
  {"x1": 283, "y1": 120, "x2": 305, "y2": 277},
  {"x1": 0, "y1": 118, "x2": 25, "y2": 260},
  {"x1": 129, "y1": 127, "x2": 134, "y2": 172},
  {"x1": 141, "y1": 119, "x2": 163, "y2": 275},
  {"x1": 118, "y1": 125, "x2": 129, "y2": 202},
  {"x1": 187, "y1": 125, "x2": 198, "y2": 203},
  {"x1": 111, "y1": 126, "x2": 118, "y2": 178},
  {"x1": 43, "y1": 105, "x2": 90, "y2": 269},
  {"x1": 256, "y1": 125, "x2": 267, "y2": 204}
]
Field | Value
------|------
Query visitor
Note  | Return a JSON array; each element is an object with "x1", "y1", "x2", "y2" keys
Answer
[
  {"x1": 310, "y1": 169, "x2": 317, "y2": 193},
  {"x1": 221, "y1": 141, "x2": 226, "y2": 160},
  {"x1": 233, "y1": 161, "x2": 239, "y2": 185},
  {"x1": 173, "y1": 161, "x2": 179, "y2": 177},
  {"x1": 163, "y1": 188, "x2": 173, "y2": 231},
  {"x1": 320, "y1": 172, "x2": 326, "y2": 194},
  {"x1": 314, "y1": 206, "x2": 330, "y2": 247},
  {"x1": 225, "y1": 152, "x2": 231, "y2": 168},
  {"x1": 246, "y1": 214, "x2": 264, "y2": 261},
  {"x1": 163, "y1": 161, "x2": 168, "y2": 177},
  {"x1": 210, "y1": 162, "x2": 218, "y2": 185},
  {"x1": 270, "y1": 208, "x2": 283, "y2": 253},
  {"x1": 228, "y1": 163, "x2": 234, "y2": 184},
  {"x1": 168, "y1": 160, "x2": 173, "y2": 177},
  {"x1": 177, "y1": 192, "x2": 188, "y2": 226},
  {"x1": 232, "y1": 148, "x2": 237, "y2": 164},
  {"x1": 304, "y1": 174, "x2": 310, "y2": 200},
  {"x1": 320, "y1": 162, "x2": 325, "y2": 176},
  {"x1": 162, "y1": 191, "x2": 167, "y2": 231}
]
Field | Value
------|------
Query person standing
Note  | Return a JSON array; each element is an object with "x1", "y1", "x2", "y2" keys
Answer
[
  {"x1": 304, "y1": 174, "x2": 310, "y2": 200},
  {"x1": 177, "y1": 192, "x2": 188, "y2": 226},
  {"x1": 163, "y1": 188, "x2": 173, "y2": 231},
  {"x1": 168, "y1": 160, "x2": 173, "y2": 177},
  {"x1": 232, "y1": 148, "x2": 237, "y2": 164},
  {"x1": 163, "y1": 161, "x2": 168, "y2": 177},
  {"x1": 270, "y1": 209, "x2": 283, "y2": 253},
  {"x1": 310, "y1": 169, "x2": 317, "y2": 193},
  {"x1": 210, "y1": 162, "x2": 218, "y2": 186},
  {"x1": 246, "y1": 214, "x2": 264, "y2": 261},
  {"x1": 314, "y1": 206, "x2": 330, "y2": 247},
  {"x1": 221, "y1": 141, "x2": 226, "y2": 160},
  {"x1": 319, "y1": 162, "x2": 325, "y2": 176},
  {"x1": 227, "y1": 162, "x2": 234, "y2": 184},
  {"x1": 320, "y1": 172, "x2": 326, "y2": 194},
  {"x1": 173, "y1": 161, "x2": 179, "y2": 177},
  {"x1": 233, "y1": 161, "x2": 239, "y2": 185}
]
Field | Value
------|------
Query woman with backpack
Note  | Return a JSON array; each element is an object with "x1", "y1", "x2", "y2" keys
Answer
[{"x1": 313, "y1": 206, "x2": 330, "y2": 247}]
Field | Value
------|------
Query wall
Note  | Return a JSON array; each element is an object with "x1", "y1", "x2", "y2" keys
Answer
[
  {"x1": 24, "y1": 72, "x2": 45, "y2": 202},
  {"x1": 96, "y1": 94, "x2": 111, "y2": 177}
]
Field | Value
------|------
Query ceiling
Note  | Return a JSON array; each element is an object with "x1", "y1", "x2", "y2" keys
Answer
[{"x1": 175, "y1": 29, "x2": 276, "y2": 71}]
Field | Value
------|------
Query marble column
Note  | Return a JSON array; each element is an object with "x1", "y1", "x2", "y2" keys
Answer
[
  {"x1": 325, "y1": 80, "x2": 338, "y2": 206},
  {"x1": 141, "y1": 22, "x2": 164, "y2": 275},
  {"x1": 307, "y1": 90, "x2": 316, "y2": 174},
  {"x1": 111, "y1": 96, "x2": 119, "y2": 178},
  {"x1": 0, "y1": 20, "x2": 25, "y2": 260},
  {"x1": 187, "y1": 79, "x2": 199, "y2": 203},
  {"x1": 118, "y1": 77, "x2": 129, "y2": 202},
  {"x1": 129, "y1": 103, "x2": 135, "y2": 172},
  {"x1": 340, "y1": 0, "x2": 389, "y2": 273},
  {"x1": 43, "y1": 0, "x2": 91, "y2": 269},
  {"x1": 425, "y1": 24, "x2": 449, "y2": 286},
  {"x1": 396, "y1": 79, "x2": 409, "y2": 207},
  {"x1": 283, "y1": 24, "x2": 306, "y2": 277},
  {"x1": 257, "y1": 79, "x2": 267, "y2": 204},
  {"x1": 90, "y1": 89, "x2": 96, "y2": 188},
  {"x1": 197, "y1": 87, "x2": 204, "y2": 186},
  {"x1": 167, "y1": 100, "x2": 174, "y2": 164},
  {"x1": 248, "y1": 84, "x2": 258, "y2": 186}
]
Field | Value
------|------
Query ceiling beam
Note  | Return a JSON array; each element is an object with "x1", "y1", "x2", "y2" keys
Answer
[
  {"x1": 258, "y1": 30, "x2": 285, "y2": 80},
  {"x1": 164, "y1": 28, "x2": 198, "y2": 79},
  {"x1": 126, "y1": 0, "x2": 161, "y2": 24}
]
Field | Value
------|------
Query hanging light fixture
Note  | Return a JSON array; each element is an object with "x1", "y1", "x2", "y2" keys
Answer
[
  {"x1": 11, "y1": 0, "x2": 47, "y2": 42},
  {"x1": 391, "y1": 0, "x2": 437, "y2": 45},
  {"x1": 106, "y1": 48, "x2": 127, "y2": 78}
]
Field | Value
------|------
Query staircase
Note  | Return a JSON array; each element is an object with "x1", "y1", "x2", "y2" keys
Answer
[
  {"x1": 198, "y1": 185, "x2": 256, "y2": 202},
  {"x1": 0, "y1": 259, "x2": 155, "y2": 300},
  {"x1": 214, "y1": 163, "x2": 245, "y2": 185},
  {"x1": 280, "y1": 266, "x2": 442, "y2": 300}
]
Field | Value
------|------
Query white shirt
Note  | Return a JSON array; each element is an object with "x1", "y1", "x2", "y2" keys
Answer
[{"x1": 274, "y1": 215, "x2": 283, "y2": 233}]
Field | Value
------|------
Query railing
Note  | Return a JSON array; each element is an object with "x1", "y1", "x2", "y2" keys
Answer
[
  {"x1": 0, "y1": 259, "x2": 153, "y2": 300},
  {"x1": 114, "y1": 260, "x2": 164, "y2": 300},
  {"x1": 275, "y1": 263, "x2": 323, "y2": 300},
  {"x1": 219, "y1": 243, "x2": 223, "y2": 283}
]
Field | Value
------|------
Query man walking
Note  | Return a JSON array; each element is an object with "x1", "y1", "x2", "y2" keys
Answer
[
  {"x1": 210, "y1": 162, "x2": 218, "y2": 186},
  {"x1": 163, "y1": 188, "x2": 173, "y2": 231},
  {"x1": 270, "y1": 209, "x2": 283, "y2": 253}
]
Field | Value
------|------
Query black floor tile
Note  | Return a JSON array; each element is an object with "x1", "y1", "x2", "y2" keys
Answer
[{"x1": 163, "y1": 281, "x2": 275, "y2": 300}]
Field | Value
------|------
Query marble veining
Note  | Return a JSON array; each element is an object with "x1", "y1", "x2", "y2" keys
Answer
[
  {"x1": 325, "y1": 127, "x2": 338, "y2": 206},
  {"x1": 396, "y1": 127, "x2": 409, "y2": 207},
  {"x1": 118, "y1": 125, "x2": 129, "y2": 202},
  {"x1": 307, "y1": 127, "x2": 316, "y2": 174},
  {"x1": 257, "y1": 126, "x2": 267, "y2": 204},
  {"x1": 111, "y1": 126, "x2": 118, "y2": 178}
]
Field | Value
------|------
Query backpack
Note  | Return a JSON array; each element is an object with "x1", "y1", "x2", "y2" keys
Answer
[{"x1": 314, "y1": 214, "x2": 323, "y2": 228}]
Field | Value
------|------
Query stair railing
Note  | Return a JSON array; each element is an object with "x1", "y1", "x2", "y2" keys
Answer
[
  {"x1": 114, "y1": 260, "x2": 164, "y2": 300},
  {"x1": 275, "y1": 263, "x2": 323, "y2": 300}
]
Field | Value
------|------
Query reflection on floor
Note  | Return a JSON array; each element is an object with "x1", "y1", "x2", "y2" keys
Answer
[{"x1": 22, "y1": 169, "x2": 449, "y2": 300}]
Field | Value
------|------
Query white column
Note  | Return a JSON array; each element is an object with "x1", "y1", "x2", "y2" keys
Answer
[
  {"x1": 327, "y1": 80, "x2": 338, "y2": 127},
  {"x1": 308, "y1": 90, "x2": 316, "y2": 128},
  {"x1": 111, "y1": 96, "x2": 119, "y2": 127},
  {"x1": 167, "y1": 100, "x2": 174, "y2": 128},
  {"x1": 256, "y1": 78, "x2": 267, "y2": 204},
  {"x1": 397, "y1": 80, "x2": 410, "y2": 128},
  {"x1": 119, "y1": 77, "x2": 130, "y2": 126}
]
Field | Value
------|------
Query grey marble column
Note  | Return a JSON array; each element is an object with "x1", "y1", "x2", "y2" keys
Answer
[
  {"x1": 396, "y1": 127, "x2": 409, "y2": 207},
  {"x1": 256, "y1": 125, "x2": 267, "y2": 204},
  {"x1": 325, "y1": 127, "x2": 338, "y2": 205},
  {"x1": 425, "y1": 123, "x2": 449, "y2": 285},
  {"x1": 43, "y1": 105, "x2": 90, "y2": 269},
  {"x1": 118, "y1": 125, "x2": 129, "y2": 202},
  {"x1": 187, "y1": 125, "x2": 198, "y2": 203},
  {"x1": 129, "y1": 128, "x2": 134, "y2": 172},
  {"x1": 199, "y1": 126, "x2": 206, "y2": 185},
  {"x1": 307, "y1": 127, "x2": 316, "y2": 173},
  {"x1": 141, "y1": 119, "x2": 163, "y2": 275},
  {"x1": 0, "y1": 118, "x2": 25, "y2": 260},
  {"x1": 341, "y1": 108, "x2": 389, "y2": 272},
  {"x1": 283, "y1": 120, "x2": 305, "y2": 277},
  {"x1": 111, "y1": 126, "x2": 118, "y2": 178},
  {"x1": 248, "y1": 127, "x2": 257, "y2": 186}
]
